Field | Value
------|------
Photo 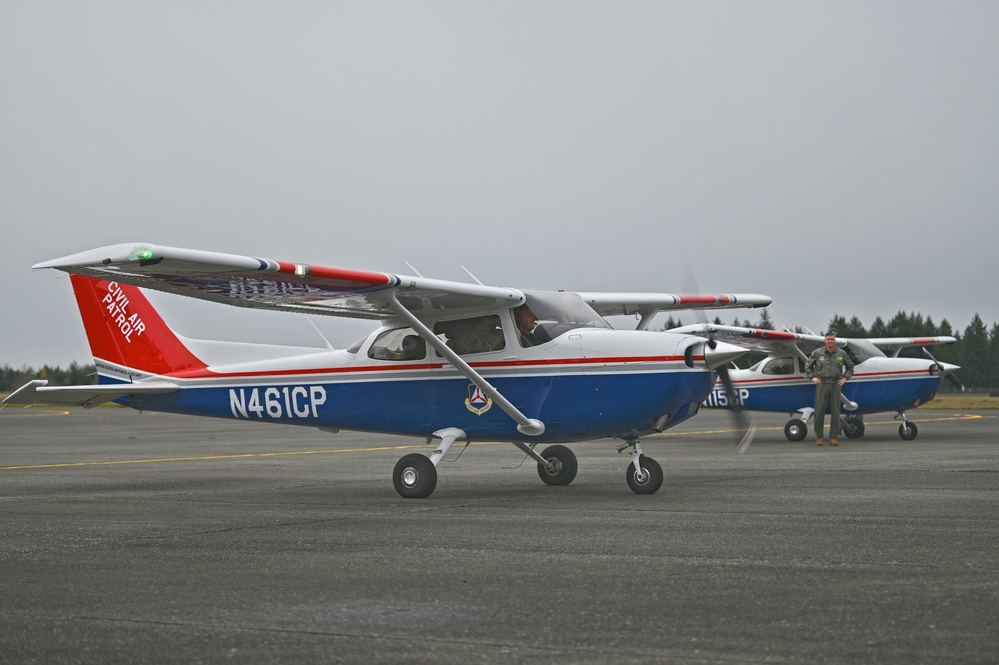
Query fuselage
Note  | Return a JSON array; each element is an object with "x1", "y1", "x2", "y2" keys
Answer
[
  {"x1": 105, "y1": 328, "x2": 719, "y2": 442},
  {"x1": 702, "y1": 356, "x2": 949, "y2": 414}
]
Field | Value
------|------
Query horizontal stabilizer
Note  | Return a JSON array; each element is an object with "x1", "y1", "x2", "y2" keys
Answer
[{"x1": 3, "y1": 379, "x2": 179, "y2": 409}]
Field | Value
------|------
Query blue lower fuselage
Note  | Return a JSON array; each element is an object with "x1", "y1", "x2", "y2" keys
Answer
[
  {"x1": 704, "y1": 373, "x2": 944, "y2": 415},
  {"x1": 106, "y1": 364, "x2": 713, "y2": 442}
]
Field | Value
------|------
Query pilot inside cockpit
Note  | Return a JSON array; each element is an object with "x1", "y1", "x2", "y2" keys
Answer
[{"x1": 514, "y1": 305, "x2": 550, "y2": 347}]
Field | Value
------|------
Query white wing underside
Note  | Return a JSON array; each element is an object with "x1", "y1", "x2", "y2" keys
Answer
[{"x1": 33, "y1": 243, "x2": 773, "y2": 323}]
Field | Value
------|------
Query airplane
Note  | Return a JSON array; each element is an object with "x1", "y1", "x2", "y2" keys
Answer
[
  {"x1": 3, "y1": 243, "x2": 772, "y2": 498},
  {"x1": 670, "y1": 323, "x2": 962, "y2": 442}
]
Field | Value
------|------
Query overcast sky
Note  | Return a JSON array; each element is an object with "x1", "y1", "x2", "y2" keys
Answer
[{"x1": 2, "y1": 1, "x2": 997, "y2": 369}]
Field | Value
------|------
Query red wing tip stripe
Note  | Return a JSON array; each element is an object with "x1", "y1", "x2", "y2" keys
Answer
[
  {"x1": 258, "y1": 260, "x2": 396, "y2": 286},
  {"x1": 674, "y1": 294, "x2": 737, "y2": 305},
  {"x1": 747, "y1": 329, "x2": 797, "y2": 340}
]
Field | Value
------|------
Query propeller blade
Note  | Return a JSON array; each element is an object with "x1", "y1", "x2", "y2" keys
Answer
[
  {"x1": 946, "y1": 373, "x2": 966, "y2": 392},
  {"x1": 715, "y1": 361, "x2": 756, "y2": 451}
]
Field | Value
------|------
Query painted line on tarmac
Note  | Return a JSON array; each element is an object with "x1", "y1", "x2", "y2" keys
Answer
[{"x1": 0, "y1": 444, "x2": 433, "y2": 471}]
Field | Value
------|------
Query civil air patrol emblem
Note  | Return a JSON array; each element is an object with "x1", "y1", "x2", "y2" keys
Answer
[{"x1": 464, "y1": 384, "x2": 493, "y2": 415}]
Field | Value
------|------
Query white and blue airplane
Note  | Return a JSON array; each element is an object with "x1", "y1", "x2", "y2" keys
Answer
[
  {"x1": 4, "y1": 243, "x2": 771, "y2": 498},
  {"x1": 671, "y1": 323, "x2": 961, "y2": 441}
]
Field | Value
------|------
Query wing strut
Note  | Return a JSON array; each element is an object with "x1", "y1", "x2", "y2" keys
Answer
[{"x1": 386, "y1": 293, "x2": 545, "y2": 437}]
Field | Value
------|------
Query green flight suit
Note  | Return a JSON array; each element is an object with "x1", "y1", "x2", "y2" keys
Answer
[{"x1": 805, "y1": 345, "x2": 855, "y2": 439}]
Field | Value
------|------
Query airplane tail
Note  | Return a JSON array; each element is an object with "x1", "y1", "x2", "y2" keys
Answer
[{"x1": 70, "y1": 273, "x2": 209, "y2": 377}]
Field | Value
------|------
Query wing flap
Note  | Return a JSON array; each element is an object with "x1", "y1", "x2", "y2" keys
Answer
[{"x1": 3, "y1": 380, "x2": 179, "y2": 409}]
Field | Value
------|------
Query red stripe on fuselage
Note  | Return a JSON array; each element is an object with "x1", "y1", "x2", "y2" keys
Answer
[{"x1": 149, "y1": 354, "x2": 695, "y2": 380}]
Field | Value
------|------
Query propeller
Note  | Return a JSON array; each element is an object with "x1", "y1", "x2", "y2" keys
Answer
[
  {"x1": 705, "y1": 333, "x2": 757, "y2": 453},
  {"x1": 681, "y1": 265, "x2": 757, "y2": 452},
  {"x1": 683, "y1": 264, "x2": 756, "y2": 455},
  {"x1": 921, "y1": 347, "x2": 965, "y2": 392}
]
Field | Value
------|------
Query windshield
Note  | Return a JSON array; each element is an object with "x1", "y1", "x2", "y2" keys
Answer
[
  {"x1": 843, "y1": 339, "x2": 885, "y2": 364},
  {"x1": 518, "y1": 291, "x2": 611, "y2": 340}
]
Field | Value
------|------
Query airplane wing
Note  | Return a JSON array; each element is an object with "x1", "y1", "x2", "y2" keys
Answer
[
  {"x1": 669, "y1": 323, "x2": 814, "y2": 355},
  {"x1": 575, "y1": 293, "x2": 772, "y2": 319},
  {"x1": 867, "y1": 336, "x2": 958, "y2": 356},
  {"x1": 33, "y1": 243, "x2": 524, "y2": 321},
  {"x1": 3, "y1": 380, "x2": 179, "y2": 408},
  {"x1": 672, "y1": 325, "x2": 960, "y2": 360}
]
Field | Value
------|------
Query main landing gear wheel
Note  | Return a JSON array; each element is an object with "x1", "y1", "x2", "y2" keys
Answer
[
  {"x1": 537, "y1": 445, "x2": 578, "y2": 486},
  {"x1": 393, "y1": 453, "x2": 437, "y2": 498},
  {"x1": 843, "y1": 418, "x2": 865, "y2": 438},
  {"x1": 899, "y1": 422, "x2": 918, "y2": 441},
  {"x1": 626, "y1": 455, "x2": 663, "y2": 495},
  {"x1": 784, "y1": 419, "x2": 808, "y2": 442}
]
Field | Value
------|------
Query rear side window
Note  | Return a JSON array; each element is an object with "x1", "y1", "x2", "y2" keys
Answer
[{"x1": 368, "y1": 328, "x2": 426, "y2": 361}]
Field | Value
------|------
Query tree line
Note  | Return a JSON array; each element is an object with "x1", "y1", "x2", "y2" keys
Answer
[
  {"x1": 1, "y1": 362, "x2": 96, "y2": 393},
  {"x1": 1, "y1": 310, "x2": 997, "y2": 393}
]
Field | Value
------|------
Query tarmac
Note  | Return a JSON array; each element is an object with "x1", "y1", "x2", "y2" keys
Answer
[{"x1": 1, "y1": 406, "x2": 996, "y2": 664}]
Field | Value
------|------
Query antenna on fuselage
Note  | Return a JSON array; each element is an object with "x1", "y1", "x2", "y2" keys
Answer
[
  {"x1": 404, "y1": 261, "x2": 424, "y2": 278},
  {"x1": 305, "y1": 317, "x2": 335, "y2": 351}
]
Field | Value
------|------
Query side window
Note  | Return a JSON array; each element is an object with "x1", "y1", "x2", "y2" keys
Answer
[
  {"x1": 368, "y1": 327, "x2": 426, "y2": 361},
  {"x1": 433, "y1": 315, "x2": 505, "y2": 356},
  {"x1": 762, "y1": 357, "x2": 794, "y2": 375}
]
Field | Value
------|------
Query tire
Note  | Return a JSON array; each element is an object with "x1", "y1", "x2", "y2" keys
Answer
[
  {"x1": 626, "y1": 455, "x2": 663, "y2": 495},
  {"x1": 843, "y1": 418, "x2": 865, "y2": 439},
  {"x1": 898, "y1": 422, "x2": 918, "y2": 441},
  {"x1": 537, "y1": 445, "x2": 578, "y2": 486},
  {"x1": 784, "y1": 419, "x2": 808, "y2": 441},
  {"x1": 393, "y1": 453, "x2": 437, "y2": 498}
]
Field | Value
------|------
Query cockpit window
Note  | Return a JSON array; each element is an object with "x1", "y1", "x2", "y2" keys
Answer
[{"x1": 367, "y1": 327, "x2": 427, "y2": 361}]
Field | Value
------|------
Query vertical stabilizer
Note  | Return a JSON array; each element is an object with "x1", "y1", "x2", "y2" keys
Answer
[{"x1": 70, "y1": 273, "x2": 208, "y2": 376}]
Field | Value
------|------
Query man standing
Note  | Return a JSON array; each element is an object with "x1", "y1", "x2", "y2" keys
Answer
[{"x1": 805, "y1": 332, "x2": 854, "y2": 446}]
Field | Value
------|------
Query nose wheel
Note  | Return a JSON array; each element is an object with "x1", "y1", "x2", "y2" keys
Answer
[
  {"x1": 895, "y1": 412, "x2": 918, "y2": 440},
  {"x1": 618, "y1": 439, "x2": 664, "y2": 494},
  {"x1": 626, "y1": 454, "x2": 663, "y2": 494}
]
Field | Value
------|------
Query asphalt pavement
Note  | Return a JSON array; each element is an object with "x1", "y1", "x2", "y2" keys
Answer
[{"x1": 1, "y1": 406, "x2": 996, "y2": 664}]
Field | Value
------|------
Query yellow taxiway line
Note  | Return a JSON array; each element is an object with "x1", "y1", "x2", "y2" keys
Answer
[{"x1": 0, "y1": 413, "x2": 991, "y2": 472}]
